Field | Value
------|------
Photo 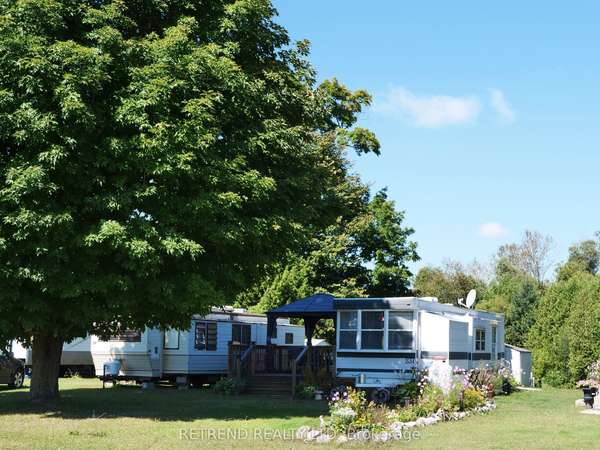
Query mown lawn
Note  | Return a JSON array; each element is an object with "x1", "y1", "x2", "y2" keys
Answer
[{"x1": 0, "y1": 378, "x2": 597, "y2": 449}]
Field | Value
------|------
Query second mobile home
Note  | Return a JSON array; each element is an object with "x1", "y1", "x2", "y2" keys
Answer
[{"x1": 91, "y1": 308, "x2": 303, "y2": 383}]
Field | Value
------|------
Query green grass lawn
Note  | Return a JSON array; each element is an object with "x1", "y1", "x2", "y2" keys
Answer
[{"x1": 0, "y1": 378, "x2": 597, "y2": 449}]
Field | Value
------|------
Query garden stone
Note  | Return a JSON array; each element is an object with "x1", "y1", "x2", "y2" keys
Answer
[
  {"x1": 390, "y1": 422, "x2": 404, "y2": 432},
  {"x1": 351, "y1": 430, "x2": 371, "y2": 441},
  {"x1": 305, "y1": 430, "x2": 321, "y2": 441},
  {"x1": 316, "y1": 434, "x2": 332, "y2": 443},
  {"x1": 404, "y1": 421, "x2": 417, "y2": 429},
  {"x1": 336, "y1": 435, "x2": 348, "y2": 444},
  {"x1": 295, "y1": 426, "x2": 311, "y2": 440},
  {"x1": 423, "y1": 416, "x2": 438, "y2": 426}
]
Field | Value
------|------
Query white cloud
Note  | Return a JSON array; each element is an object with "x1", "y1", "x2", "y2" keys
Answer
[
  {"x1": 375, "y1": 86, "x2": 481, "y2": 127},
  {"x1": 479, "y1": 222, "x2": 508, "y2": 238},
  {"x1": 490, "y1": 89, "x2": 515, "y2": 122}
]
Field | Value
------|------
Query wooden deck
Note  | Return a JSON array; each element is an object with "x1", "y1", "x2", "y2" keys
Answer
[{"x1": 228, "y1": 343, "x2": 334, "y2": 396}]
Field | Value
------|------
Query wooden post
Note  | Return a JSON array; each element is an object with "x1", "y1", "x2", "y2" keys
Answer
[{"x1": 291, "y1": 360, "x2": 297, "y2": 397}]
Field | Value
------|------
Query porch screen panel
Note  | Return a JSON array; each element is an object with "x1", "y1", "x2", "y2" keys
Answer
[
  {"x1": 361, "y1": 311, "x2": 384, "y2": 350},
  {"x1": 339, "y1": 311, "x2": 357, "y2": 349},
  {"x1": 388, "y1": 311, "x2": 413, "y2": 350}
]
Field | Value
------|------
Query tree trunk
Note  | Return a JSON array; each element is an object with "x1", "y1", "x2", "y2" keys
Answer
[{"x1": 30, "y1": 334, "x2": 63, "y2": 403}]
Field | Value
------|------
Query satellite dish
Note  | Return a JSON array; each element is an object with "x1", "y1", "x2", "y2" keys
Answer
[{"x1": 466, "y1": 289, "x2": 477, "y2": 308}]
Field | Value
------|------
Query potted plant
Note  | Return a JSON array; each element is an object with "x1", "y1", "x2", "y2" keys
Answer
[
  {"x1": 576, "y1": 380, "x2": 600, "y2": 408},
  {"x1": 577, "y1": 360, "x2": 600, "y2": 408}
]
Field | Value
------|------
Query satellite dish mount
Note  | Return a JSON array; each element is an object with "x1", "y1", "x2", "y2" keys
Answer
[{"x1": 458, "y1": 289, "x2": 477, "y2": 309}]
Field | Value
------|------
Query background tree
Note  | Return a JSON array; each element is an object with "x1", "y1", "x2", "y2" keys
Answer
[
  {"x1": 476, "y1": 258, "x2": 540, "y2": 346},
  {"x1": 527, "y1": 273, "x2": 598, "y2": 386},
  {"x1": 413, "y1": 260, "x2": 486, "y2": 304},
  {"x1": 556, "y1": 236, "x2": 600, "y2": 281},
  {"x1": 0, "y1": 0, "x2": 379, "y2": 401},
  {"x1": 496, "y1": 230, "x2": 554, "y2": 285}
]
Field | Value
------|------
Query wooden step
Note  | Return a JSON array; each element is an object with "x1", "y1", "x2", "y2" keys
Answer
[{"x1": 243, "y1": 374, "x2": 293, "y2": 396}]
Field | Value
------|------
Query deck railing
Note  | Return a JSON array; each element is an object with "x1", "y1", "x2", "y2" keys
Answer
[{"x1": 229, "y1": 343, "x2": 335, "y2": 396}]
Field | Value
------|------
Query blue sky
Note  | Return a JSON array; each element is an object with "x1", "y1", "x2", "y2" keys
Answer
[{"x1": 274, "y1": 1, "x2": 600, "y2": 274}]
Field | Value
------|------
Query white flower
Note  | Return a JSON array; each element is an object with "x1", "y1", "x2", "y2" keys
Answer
[{"x1": 331, "y1": 407, "x2": 357, "y2": 420}]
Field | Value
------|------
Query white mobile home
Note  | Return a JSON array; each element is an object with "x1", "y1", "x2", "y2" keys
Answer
[
  {"x1": 265, "y1": 294, "x2": 505, "y2": 392},
  {"x1": 91, "y1": 308, "x2": 304, "y2": 383},
  {"x1": 333, "y1": 297, "x2": 504, "y2": 388},
  {"x1": 10, "y1": 341, "x2": 27, "y2": 362},
  {"x1": 13, "y1": 337, "x2": 94, "y2": 376}
]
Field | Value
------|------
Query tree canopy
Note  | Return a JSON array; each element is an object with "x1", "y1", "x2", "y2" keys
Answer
[
  {"x1": 0, "y1": 0, "x2": 379, "y2": 400},
  {"x1": 413, "y1": 260, "x2": 486, "y2": 304},
  {"x1": 527, "y1": 273, "x2": 600, "y2": 386},
  {"x1": 243, "y1": 189, "x2": 419, "y2": 313}
]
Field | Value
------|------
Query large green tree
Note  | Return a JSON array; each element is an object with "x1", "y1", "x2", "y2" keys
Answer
[
  {"x1": 0, "y1": 0, "x2": 379, "y2": 401},
  {"x1": 527, "y1": 273, "x2": 600, "y2": 387},
  {"x1": 244, "y1": 189, "x2": 419, "y2": 313}
]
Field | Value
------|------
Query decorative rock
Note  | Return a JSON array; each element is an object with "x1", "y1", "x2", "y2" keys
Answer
[
  {"x1": 305, "y1": 430, "x2": 321, "y2": 441},
  {"x1": 376, "y1": 432, "x2": 391, "y2": 442},
  {"x1": 295, "y1": 426, "x2": 311, "y2": 440},
  {"x1": 316, "y1": 434, "x2": 332, "y2": 443},
  {"x1": 350, "y1": 430, "x2": 370, "y2": 441},
  {"x1": 336, "y1": 435, "x2": 348, "y2": 444},
  {"x1": 390, "y1": 422, "x2": 404, "y2": 433},
  {"x1": 404, "y1": 421, "x2": 417, "y2": 429},
  {"x1": 423, "y1": 416, "x2": 439, "y2": 426}
]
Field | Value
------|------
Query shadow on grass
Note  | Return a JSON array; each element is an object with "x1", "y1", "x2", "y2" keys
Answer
[{"x1": 0, "y1": 382, "x2": 327, "y2": 422}]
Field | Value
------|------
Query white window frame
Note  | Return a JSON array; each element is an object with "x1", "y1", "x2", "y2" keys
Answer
[
  {"x1": 360, "y1": 310, "x2": 385, "y2": 350},
  {"x1": 337, "y1": 309, "x2": 416, "y2": 352},
  {"x1": 475, "y1": 328, "x2": 486, "y2": 352},
  {"x1": 338, "y1": 311, "x2": 359, "y2": 350},
  {"x1": 163, "y1": 329, "x2": 180, "y2": 350},
  {"x1": 387, "y1": 311, "x2": 414, "y2": 351}
]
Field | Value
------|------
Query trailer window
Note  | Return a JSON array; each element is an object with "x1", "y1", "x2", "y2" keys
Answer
[
  {"x1": 361, "y1": 311, "x2": 384, "y2": 350},
  {"x1": 475, "y1": 328, "x2": 486, "y2": 352},
  {"x1": 339, "y1": 311, "x2": 357, "y2": 349},
  {"x1": 163, "y1": 330, "x2": 179, "y2": 350},
  {"x1": 388, "y1": 311, "x2": 413, "y2": 350},
  {"x1": 232, "y1": 324, "x2": 251, "y2": 345},
  {"x1": 285, "y1": 333, "x2": 294, "y2": 345},
  {"x1": 195, "y1": 322, "x2": 217, "y2": 351}
]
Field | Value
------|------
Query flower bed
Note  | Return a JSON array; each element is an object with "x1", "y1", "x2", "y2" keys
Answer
[{"x1": 297, "y1": 362, "x2": 514, "y2": 443}]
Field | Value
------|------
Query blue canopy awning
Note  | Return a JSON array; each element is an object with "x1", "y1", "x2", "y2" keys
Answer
[{"x1": 267, "y1": 293, "x2": 336, "y2": 318}]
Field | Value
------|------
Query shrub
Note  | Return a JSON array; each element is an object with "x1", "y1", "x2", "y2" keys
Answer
[
  {"x1": 419, "y1": 384, "x2": 446, "y2": 414},
  {"x1": 395, "y1": 404, "x2": 418, "y2": 422},
  {"x1": 392, "y1": 381, "x2": 420, "y2": 404},
  {"x1": 328, "y1": 387, "x2": 392, "y2": 433},
  {"x1": 462, "y1": 388, "x2": 485, "y2": 410},
  {"x1": 213, "y1": 377, "x2": 245, "y2": 395},
  {"x1": 296, "y1": 383, "x2": 317, "y2": 400}
]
